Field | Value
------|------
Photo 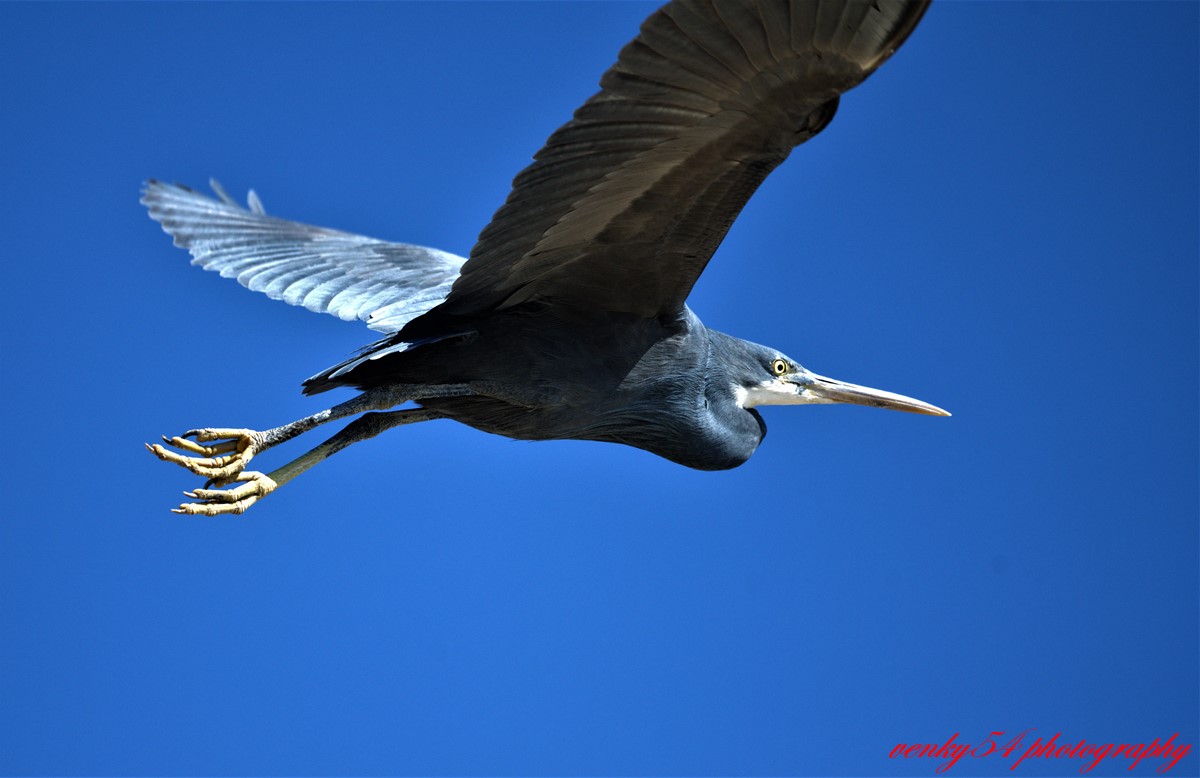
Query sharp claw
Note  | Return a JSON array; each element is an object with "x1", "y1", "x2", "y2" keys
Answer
[
  {"x1": 149, "y1": 428, "x2": 259, "y2": 479},
  {"x1": 151, "y1": 427, "x2": 273, "y2": 514},
  {"x1": 167, "y1": 471, "x2": 277, "y2": 516}
]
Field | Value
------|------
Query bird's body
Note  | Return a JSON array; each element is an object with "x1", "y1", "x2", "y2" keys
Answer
[
  {"x1": 354, "y1": 305, "x2": 766, "y2": 470},
  {"x1": 146, "y1": 0, "x2": 949, "y2": 514}
]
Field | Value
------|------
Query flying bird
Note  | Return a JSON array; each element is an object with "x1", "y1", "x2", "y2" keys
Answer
[{"x1": 146, "y1": 0, "x2": 947, "y2": 515}]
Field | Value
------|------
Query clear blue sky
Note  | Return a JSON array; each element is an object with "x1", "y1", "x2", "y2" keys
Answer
[{"x1": 1, "y1": 2, "x2": 1196, "y2": 776}]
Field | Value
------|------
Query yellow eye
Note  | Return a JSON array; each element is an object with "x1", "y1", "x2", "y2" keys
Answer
[{"x1": 770, "y1": 358, "x2": 788, "y2": 376}]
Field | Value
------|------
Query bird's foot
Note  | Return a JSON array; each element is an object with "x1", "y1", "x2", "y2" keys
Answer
[
  {"x1": 146, "y1": 427, "x2": 264, "y2": 481},
  {"x1": 173, "y1": 471, "x2": 278, "y2": 516}
]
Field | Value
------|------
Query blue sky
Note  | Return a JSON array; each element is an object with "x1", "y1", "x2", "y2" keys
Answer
[{"x1": 0, "y1": 2, "x2": 1196, "y2": 776}]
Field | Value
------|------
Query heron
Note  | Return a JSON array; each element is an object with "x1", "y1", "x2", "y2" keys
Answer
[{"x1": 146, "y1": 0, "x2": 948, "y2": 515}]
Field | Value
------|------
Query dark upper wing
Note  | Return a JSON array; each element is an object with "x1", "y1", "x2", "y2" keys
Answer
[
  {"x1": 424, "y1": 0, "x2": 929, "y2": 324},
  {"x1": 142, "y1": 180, "x2": 466, "y2": 334}
]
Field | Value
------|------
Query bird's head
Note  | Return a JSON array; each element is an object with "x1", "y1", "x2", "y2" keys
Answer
[{"x1": 721, "y1": 338, "x2": 950, "y2": 417}]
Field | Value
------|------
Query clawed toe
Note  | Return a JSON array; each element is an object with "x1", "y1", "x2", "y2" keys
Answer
[
  {"x1": 147, "y1": 428, "x2": 262, "y2": 481},
  {"x1": 173, "y1": 471, "x2": 278, "y2": 516},
  {"x1": 147, "y1": 427, "x2": 275, "y2": 515},
  {"x1": 159, "y1": 434, "x2": 238, "y2": 457}
]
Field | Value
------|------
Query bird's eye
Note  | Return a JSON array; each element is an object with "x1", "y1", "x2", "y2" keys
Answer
[{"x1": 770, "y1": 358, "x2": 788, "y2": 376}]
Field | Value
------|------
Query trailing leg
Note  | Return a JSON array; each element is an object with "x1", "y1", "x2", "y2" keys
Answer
[
  {"x1": 171, "y1": 408, "x2": 446, "y2": 516},
  {"x1": 147, "y1": 383, "x2": 471, "y2": 481}
]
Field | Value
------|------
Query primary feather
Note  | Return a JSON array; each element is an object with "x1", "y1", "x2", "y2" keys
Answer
[{"x1": 141, "y1": 179, "x2": 465, "y2": 335}]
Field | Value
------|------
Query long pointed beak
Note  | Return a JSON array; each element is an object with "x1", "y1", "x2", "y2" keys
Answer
[{"x1": 804, "y1": 372, "x2": 951, "y2": 416}]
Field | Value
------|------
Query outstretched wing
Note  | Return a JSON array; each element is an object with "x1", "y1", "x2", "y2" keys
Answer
[
  {"x1": 424, "y1": 0, "x2": 929, "y2": 325},
  {"x1": 142, "y1": 180, "x2": 465, "y2": 334}
]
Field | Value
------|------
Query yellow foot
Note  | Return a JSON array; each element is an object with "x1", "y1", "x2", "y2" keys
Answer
[
  {"x1": 173, "y1": 471, "x2": 278, "y2": 516},
  {"x1": 146, "y1": 427, "x2": 263, "y2": 481}
]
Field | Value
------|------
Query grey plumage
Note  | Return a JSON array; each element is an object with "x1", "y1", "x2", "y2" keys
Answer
[
  {"x1": 145, "y1": 0, "x2": 948, "y2": 515},
  {"x1": 437, "y1": 0, "x2": 925, "y2": 321},
  {"x1": 142, "y1": 180, "x2": 465, "y2": 334}
]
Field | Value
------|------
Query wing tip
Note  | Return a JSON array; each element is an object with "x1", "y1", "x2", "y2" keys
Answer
[{"x1": 140, "y1": 178, "x2": 264, "y2": 214}]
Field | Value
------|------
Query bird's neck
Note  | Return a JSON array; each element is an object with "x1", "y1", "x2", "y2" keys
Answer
[{"x1": 691, "y1": 329, "x2": 768, "y2": 469}]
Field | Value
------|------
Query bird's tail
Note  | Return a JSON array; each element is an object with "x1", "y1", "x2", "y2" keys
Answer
[{"x1": 301, "y1": 329, "x2": 476, "y2": 395}]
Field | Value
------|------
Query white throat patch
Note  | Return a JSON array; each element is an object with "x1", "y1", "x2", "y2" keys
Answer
[{"x1": 734, "y1": 379, "x2": 832, "y2": 409}]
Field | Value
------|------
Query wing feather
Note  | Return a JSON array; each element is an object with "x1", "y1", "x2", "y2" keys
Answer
[
  {"x1": 142, "y1": 180, "x2": 466, "y2": 334},
  {"x1": 418, "y1": 0, "x2": 929, "y2": 328}
]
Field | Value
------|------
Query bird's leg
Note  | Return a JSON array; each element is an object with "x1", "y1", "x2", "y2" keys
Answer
[
  {"x1": 147, "y1": 383, "x2": 472, "y2": 482},
  {"x1": 467, "y1": 381, "x2": 559, "y2": 408},
  {"x1": 173, "y1": 408, "x2": 446, "y2": 516}
]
